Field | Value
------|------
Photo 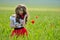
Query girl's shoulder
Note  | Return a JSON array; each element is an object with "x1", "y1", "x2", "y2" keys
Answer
[{"x1": 10, "y1": 14, "x2": 16, "y2": 20}]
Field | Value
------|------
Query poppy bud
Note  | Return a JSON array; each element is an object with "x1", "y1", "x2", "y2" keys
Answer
[
  {"x1": 31, "y1": 20, "x2": 35, "y2": 24},
  {"x1": 36, "y1": 16, "x2": 38, "y2": 19}
]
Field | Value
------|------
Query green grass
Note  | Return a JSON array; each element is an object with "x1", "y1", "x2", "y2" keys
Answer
[{"x1": 0, "y1": 7, "x2": 60, "y2": 40}]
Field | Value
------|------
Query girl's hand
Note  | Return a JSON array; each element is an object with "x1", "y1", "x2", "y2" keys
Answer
[
  {"x1": 20, "y1": 19, "x2": 25, "y2": 26},
  {"x1": 22, "y1": 20, "x2": 25, "y2": 25},
  {"x1": 15, "y1": 23, "x2": 22, "y2": 28},
  {"x1": 15, "y1": 23, "x2": 19, "y2": 26}
]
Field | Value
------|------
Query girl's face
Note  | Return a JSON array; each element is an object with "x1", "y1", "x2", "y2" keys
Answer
[{"x1": 19, "y1": 8, "x2": 23, "y2": 15}]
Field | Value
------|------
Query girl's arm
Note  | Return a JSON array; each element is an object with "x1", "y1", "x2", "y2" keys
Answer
[
  {"x1": 10, "y1": 20, "x2": 22, "y2": 28},
  {"x1": 23, "y1": 14, "x2": 28, "y2": 26},
  {"x1": 10, "y1": 16, "x2": 17, "y2": 28},
  {"x1": 10, "y1": 20, "x2": 16, "y2": 28},
  {"x1": 10, "y1": 16, "x2": 22, "y2": 28}
]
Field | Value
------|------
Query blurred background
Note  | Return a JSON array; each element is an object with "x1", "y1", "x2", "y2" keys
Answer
[
  {"x1": 0, "y1": 0, "x2": 60, "y2": 40},
  {"x1": 0, "y1": 0, "x2": 60, "y2": 8}
]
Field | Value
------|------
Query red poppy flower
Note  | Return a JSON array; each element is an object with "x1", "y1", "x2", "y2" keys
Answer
[
  {"x1": 31, "y1": 20, "x2": 35, "y2": 24},
  {"x1": 36, "y1": 16, "x2": 38, "y2": 18}
]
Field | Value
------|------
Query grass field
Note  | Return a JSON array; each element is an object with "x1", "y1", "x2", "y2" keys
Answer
[{"x1": 0, "y1": 6, "x2": 60, "y2": 40}]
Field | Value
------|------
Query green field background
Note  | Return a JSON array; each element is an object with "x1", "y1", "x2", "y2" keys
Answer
[
  {"x1": 0, "y1": 0, "x2": 60, "y2": 40},
  {"x1": 0, "y1": 5, "x2": 60, "y2": 40}
]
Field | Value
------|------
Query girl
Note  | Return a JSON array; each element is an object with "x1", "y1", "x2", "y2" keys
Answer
[{"x1": 10, "y1": 4, "x2": 28, "y2": 37}]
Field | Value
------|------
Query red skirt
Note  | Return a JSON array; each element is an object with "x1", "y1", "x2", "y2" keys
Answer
[{"x1": 11, "y1": 27, "x2": 28, "y2": 37}]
